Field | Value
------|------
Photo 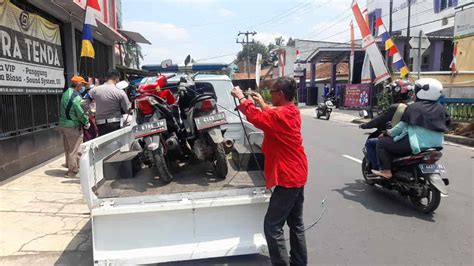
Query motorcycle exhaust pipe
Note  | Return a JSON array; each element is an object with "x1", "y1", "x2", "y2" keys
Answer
[{"x1": 223, "y1": 138, "x2": 234, "y2": 154}]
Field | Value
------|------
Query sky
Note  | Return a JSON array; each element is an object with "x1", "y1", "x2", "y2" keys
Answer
[{"x1": 121, "y1": 0, "x2": 364, "y2": 66}]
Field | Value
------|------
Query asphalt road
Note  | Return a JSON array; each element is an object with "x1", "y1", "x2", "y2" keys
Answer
[{"x1": 165, "y1": 113, "x2": 473, "y2": 265}]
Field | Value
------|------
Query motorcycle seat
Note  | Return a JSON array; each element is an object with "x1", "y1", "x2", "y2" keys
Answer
[
  {"x1": 189, "y1": 93, "x2": 216, "y2": 107},
  {"x1": 393, "y1": 148, "x2": 443, "y2": 163}
]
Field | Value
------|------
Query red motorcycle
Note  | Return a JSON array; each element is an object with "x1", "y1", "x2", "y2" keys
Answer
[{"x1": 132, "y1": 73, "x2": 181, "y2": 183}]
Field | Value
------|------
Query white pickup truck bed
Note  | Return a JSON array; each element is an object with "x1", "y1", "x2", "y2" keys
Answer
[
  {"x1": 96, "y1": 161, "x2": 265, "y2": 199},
  {"x1": 80, "y1": 120, "x2": 269, "y2": 265}
]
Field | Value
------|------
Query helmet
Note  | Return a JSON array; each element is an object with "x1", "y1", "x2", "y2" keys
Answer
[
  {"x1": 414, "y1": 78, "x2": 443, "y2": 101},
  {"x1": 389, "y1": 79, "x2": 412, "y2": 102}
]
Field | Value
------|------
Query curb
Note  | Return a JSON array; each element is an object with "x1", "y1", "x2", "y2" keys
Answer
[
  {"x1": 444, "y1": 134, "x2": 474, "y2": 147},
  {"x1": 350, "y1": 119, "x2": 474, "y2": 147}
]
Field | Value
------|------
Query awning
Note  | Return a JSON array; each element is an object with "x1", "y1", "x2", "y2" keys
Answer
[
  {"x1": 119, "y1": 30, "x2": 152, "y2": 44},
  {"x1": 116, "y1": 65, "x2": 149, "y2": 76},
  {"x1": 307, "y1": 47, "x2": 364, "y2": 64}
]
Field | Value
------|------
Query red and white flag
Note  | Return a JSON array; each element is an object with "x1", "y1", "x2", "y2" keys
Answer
[
  {"x1": 450, "y1": 41, "x2": 457, "y2": 73},
  {"x1": 352, "y1": 0, "x2": 390, "y2": 84},
  {"x1": 85, "y1": 0, "x2": 101, "y2": 27}
]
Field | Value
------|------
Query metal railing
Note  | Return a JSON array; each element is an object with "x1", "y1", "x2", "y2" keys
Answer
[{"x1": 441, "y1": 98, "x2": 474, "y2": 123}]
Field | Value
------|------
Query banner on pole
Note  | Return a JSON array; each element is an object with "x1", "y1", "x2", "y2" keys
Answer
[{"x1": 344, "y1": 84, "x2": 371, "y2": 108}]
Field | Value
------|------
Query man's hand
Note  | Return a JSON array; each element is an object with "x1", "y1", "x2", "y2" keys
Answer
[
  {"x1": 251, "y1": 92, "x2": 264, "y2": 106},
  {"x1": 231, "y1": 86, "x2": 245, "y2": 100}
]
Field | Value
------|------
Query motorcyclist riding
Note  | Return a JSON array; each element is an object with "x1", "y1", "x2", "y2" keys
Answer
[
  {"x1": 360, "y1": 79, "x2": 412, "y2": 172},
  {"x1": 372, "y1": 78, "x2": 450, "y2": 179}
]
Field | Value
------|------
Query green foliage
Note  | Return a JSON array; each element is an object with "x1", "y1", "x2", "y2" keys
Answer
[
  {"x1": 261, "y1": 89, "x2": 271, "y2": 103},
  {"x1": 237, "y1": 41, "x2": 271, "y2": 67},
  {"x1": 376, "y1": 89, "x2": 392, "y2": 112}
]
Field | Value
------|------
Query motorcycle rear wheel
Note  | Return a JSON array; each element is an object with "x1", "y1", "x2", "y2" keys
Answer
[
  {"x1": 213, "y1": 143, "x2": 228, "y2": 179},
  {"x1": 410, "y1": 184, "x2": 441, "y2": 214},
  {"x1": 153, "y1": 146, "x2": 173, "y2": 184},
  {"x1": 361, "y1": 157, "x2": 375, "y2": 185}
]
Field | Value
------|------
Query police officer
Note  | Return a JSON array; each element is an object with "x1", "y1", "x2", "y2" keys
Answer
[{"x1": 89, "y1": 70, "x2": 131, "y2": 136}]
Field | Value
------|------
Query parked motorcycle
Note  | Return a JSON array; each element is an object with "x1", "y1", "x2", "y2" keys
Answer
[
  {"x1": 359, "y1": 110, "x2": 449, "y2": 213},
  {"x1": 316, "y1": 97, "x2": 335, "y2": 120},
  {"x1": 130, "y1": 68, "x2": 181, "y2": 183},
  {"x1": 175, "y1": 71, "x2": 229, "y2": 179}
]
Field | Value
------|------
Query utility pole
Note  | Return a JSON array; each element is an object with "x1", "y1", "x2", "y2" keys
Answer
[
  {"x1": 404, "y1": 0, "x2": 412, "y2": 66},
  {"x1": 387, "y1": 0, "x2": 393, "y2": 73},
  {"x1": 236, "y1": 31, "x2": 257, "y2": 79}
]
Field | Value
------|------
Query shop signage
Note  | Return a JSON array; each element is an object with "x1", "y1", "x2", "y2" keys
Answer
[
  {"x1": 344, "y1": 84, "x2": 371, "y2": 108},
  {"x1": 0, "y1": 0, "x2": 64, "y2": 94}
]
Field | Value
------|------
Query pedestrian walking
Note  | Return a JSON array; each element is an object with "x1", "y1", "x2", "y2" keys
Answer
[
  {"x1": 231, "y1": 77, "x2": 308, "y2": 266},
  {"x1": 59, "y1": 75, "x2": 90, "y2": 178},
  {"x1": 89, "y1": 70, "x2": 131, "y2": 136},
  {"x1": 81, "y1": 84, "x2": 98, "y2": 142}
]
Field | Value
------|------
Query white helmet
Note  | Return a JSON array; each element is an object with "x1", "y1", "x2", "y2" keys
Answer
[{"x1": 414, "y1": 78, "x2": 443, "y2": 101}]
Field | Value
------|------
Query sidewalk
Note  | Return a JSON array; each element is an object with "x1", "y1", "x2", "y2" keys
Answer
[
  {"x1": 0, "y1": 157, "x2": 92, "y2": 265},
  {"x1": 300, "y1": 107, "x2": 361, "y2": 124}
]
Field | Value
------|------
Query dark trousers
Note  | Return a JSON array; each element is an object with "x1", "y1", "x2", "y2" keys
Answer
[
  {"x1": 97, "y1": 122, "x2": 121, "y2": 136},
  {"x1": 264, "y1": 186, "x2": 307, "y2": 266},
  {"x1": 377, "y1": 136, "x2": 412, "y2": 170},
  {"x1": 366, "y1": 138, "x2": 380, "y2": 170}
]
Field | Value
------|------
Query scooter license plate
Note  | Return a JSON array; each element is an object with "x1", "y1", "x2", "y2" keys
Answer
[
  {"x1": 132, "y1": 119, "x2": 167, "y2": 139},
  {"x1": 194, "y1": 112, "x2": 227, "y2": 130},
  {"x1": 419, "y1": 164, "x2": 446, "y2": 174}
]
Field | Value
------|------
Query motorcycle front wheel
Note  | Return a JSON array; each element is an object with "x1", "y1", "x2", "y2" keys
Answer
[
  {"x1": 213, "y1": 143, "x2": 228, "y2": 179},
  {"x1": 410, "y1": 183, "x2": 441, "y2": 214},
  {"x1": 316, "y1": 110, "x2": 322, "y2": 119},
  {"x1": 325, "y1": 110, "x2": 331, "y2": 120},
  {"x1": 361, "y1": 157, "x2": 375, "y2": 185}
]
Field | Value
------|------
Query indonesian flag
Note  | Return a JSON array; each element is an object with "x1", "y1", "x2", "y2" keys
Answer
[
  {"x1": 352, "y1": 0, "x2": 390, "y2": 84},
  {"x1": 450, "y1": 41, "x2": 457, "y2": 73},
  {"x1": 85, "y1": 0, "x2": 101, "y2": 27},
  {"x1": 81, "y1": 0, "x2": 101, "y2": 58}
]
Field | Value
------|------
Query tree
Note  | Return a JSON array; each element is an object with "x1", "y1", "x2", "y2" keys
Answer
[
  {"x1": 286, "y1": 37, "x2": 295, "y2": 46},
  {"x1": 236, "y1": 41, "x2": 272, "y2": 67},
  {"x1": 123, "y1": 40, "x2": 144, "y2": 69},
  {"x1": 274, "y1": 36, "x2": 285, "y2": 46}
]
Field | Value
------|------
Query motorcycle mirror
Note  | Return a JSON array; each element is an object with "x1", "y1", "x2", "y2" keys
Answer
[
  {"x1": 116, "y1": 80, "x2": 130, "y2": 90},
  {"x1": 184, "y1": 55, "x2": 191, "y2": 66},
  {"x1": 161, "y1": 59, "x2": 172, "y2": 69}
]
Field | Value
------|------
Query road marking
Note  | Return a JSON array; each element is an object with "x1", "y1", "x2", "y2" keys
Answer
[{"x1": 342, "y1": 155, "x2": 362, "y2": 164}]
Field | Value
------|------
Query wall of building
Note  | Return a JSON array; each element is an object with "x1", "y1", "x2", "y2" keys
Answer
[
  {"x1": 0, "y1": 0, "x2": 122, "y2": 180},
  {"x1": 367, "y1": 0, "x2": 470, "y2": 35}
]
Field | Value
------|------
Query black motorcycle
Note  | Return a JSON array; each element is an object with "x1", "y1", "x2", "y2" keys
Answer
[
  {"x1": 175, "y1": 74, "x2": 229, "y2": 179},
  {"x1": 359, "y1": 111, "x2": 449, "y2": 213},
  {"x1": 316, "y1": 97, "x2": 335, "y2": 120}
]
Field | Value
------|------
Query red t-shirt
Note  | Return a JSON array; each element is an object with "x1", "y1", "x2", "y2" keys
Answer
[{"x1": 238, "y1": 100, "x2": 308, "y2": 189}]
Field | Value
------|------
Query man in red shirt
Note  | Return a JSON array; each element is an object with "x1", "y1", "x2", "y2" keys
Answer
[{"x1": 231, "y1": 77, "x2": 308, "y2": 266}]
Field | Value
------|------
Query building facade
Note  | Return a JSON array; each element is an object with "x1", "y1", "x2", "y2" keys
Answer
[
  {"x1": 366, "y1": 0, "x2": 474, "y2": 98},
  {"x1": 0, "y1": 0, "x2": 125, "y2": 180}
]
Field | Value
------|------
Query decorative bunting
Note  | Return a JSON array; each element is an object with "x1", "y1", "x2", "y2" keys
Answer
[{"x1": 375, "y1": 16, "x2": 410, "y2": 77}]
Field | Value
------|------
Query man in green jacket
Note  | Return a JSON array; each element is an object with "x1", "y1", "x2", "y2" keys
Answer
[{"x1": 59, "y1": 75, "x2": 90, "y2": 178}]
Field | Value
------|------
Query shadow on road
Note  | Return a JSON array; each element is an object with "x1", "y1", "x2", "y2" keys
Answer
[
  {"x1": 158, "y1": 254, "x2": 271, "y2": 266},
  {"x1": 55, "y1": 220, "x2": 93, "y2": 266},
  {"x1": 333, "y1": 179, "x2": 436, "y2": 222}
]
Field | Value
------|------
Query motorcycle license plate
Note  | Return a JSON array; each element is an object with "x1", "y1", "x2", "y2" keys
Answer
[
  {"x1": 419, "y1": 164, "x2": 446, "y2": 174},
  {"x1": 194, "y1": 112, "x2": 227, "y2": 130},
  {"x1": 132, "y1": 119, "x2": 167, "y2": 139}
]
